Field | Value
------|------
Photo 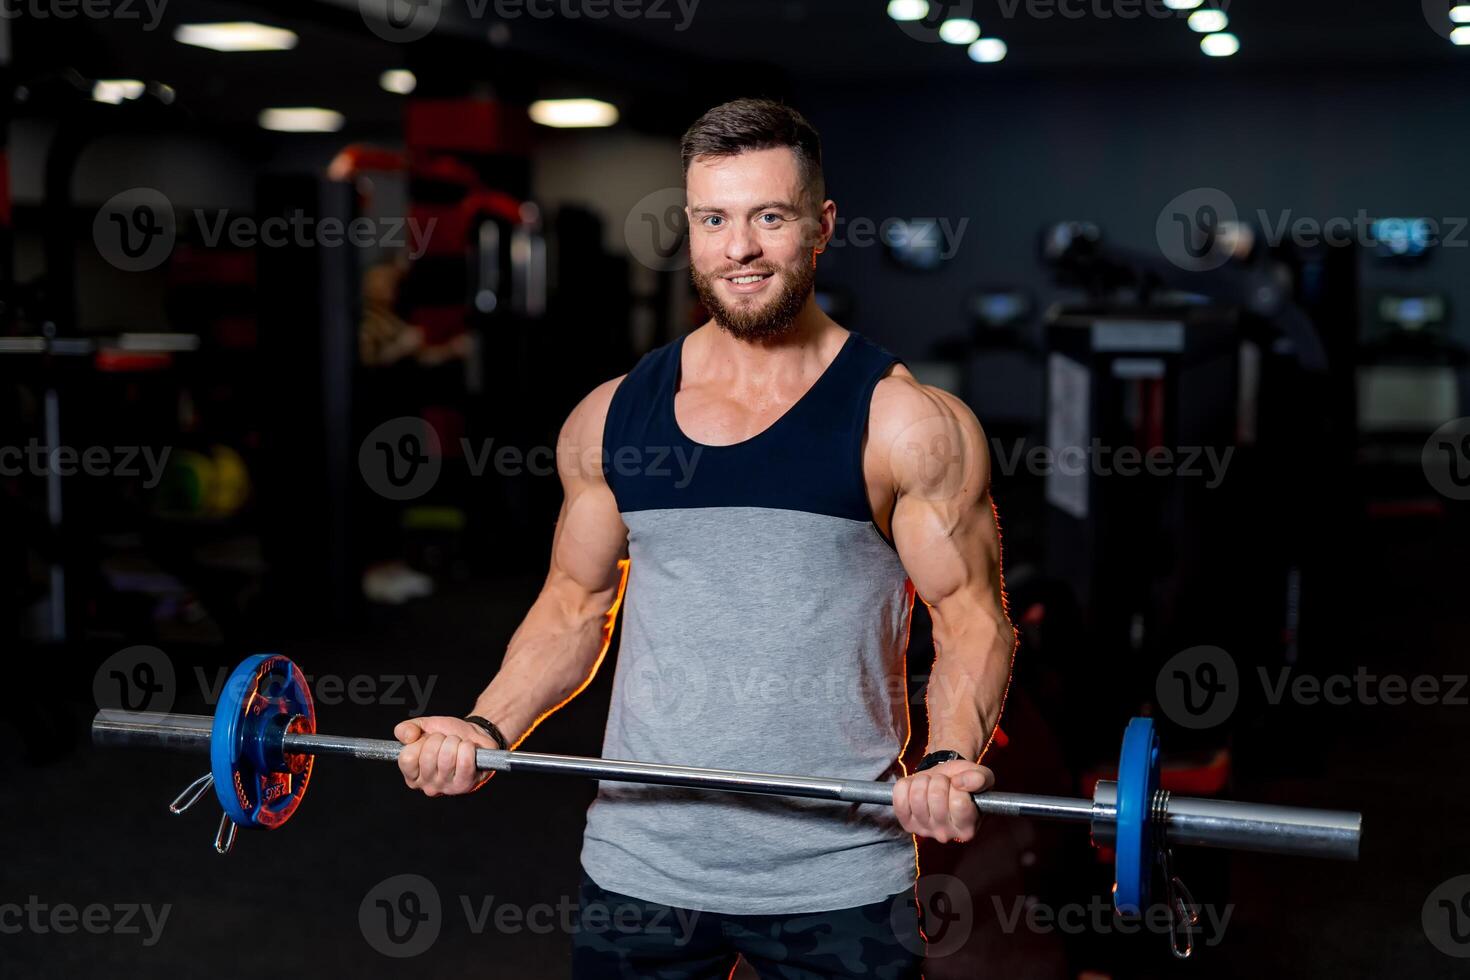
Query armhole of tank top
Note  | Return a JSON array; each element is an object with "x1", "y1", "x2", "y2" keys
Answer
[
  {"x1": 600, "y1": 365, "x2": 638, "y2": 512},
  {"x1": 858, "y1": 357, "x2": 901, "y2": 554}
]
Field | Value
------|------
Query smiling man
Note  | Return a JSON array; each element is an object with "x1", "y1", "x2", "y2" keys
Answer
[{"x1": 395, "y1": 98, "x2": 1015, "y2": 978}]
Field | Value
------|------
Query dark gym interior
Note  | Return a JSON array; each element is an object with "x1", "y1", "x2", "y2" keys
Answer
[{"x1": 4, "y1": 1, "x2": 1469, "y2": 977}]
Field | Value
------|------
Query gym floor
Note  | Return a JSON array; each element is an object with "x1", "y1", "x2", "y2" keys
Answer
[{"x1": 7, "y1": 513, "x2": 1464, "y2": 979}]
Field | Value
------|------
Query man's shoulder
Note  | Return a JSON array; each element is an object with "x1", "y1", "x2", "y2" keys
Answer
[
  {"x1": 869, "y1": 368, "x2": 982, "y2": 440},
  {"x1": 867, "y1": 369, "x2": 989, "y2": 495},
  {"x1": 563, "y1": 375, "x2": 627, "y2": 444},
  {"x1": 559, "y1": 333, "x2": 691, "y2": 465},
  {"x1": 583, "y1": 374, "x2": 628, "y2": 414}
]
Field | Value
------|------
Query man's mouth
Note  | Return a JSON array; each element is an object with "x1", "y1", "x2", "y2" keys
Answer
[{"x1": 724, "y1": 272, "x2": 773, "y2": 284}]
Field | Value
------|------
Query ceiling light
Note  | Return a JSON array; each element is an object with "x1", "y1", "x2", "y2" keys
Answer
[
  {"x1": 1163, "y1": 0, "x2": 1202, "y2": 8},
  {"x1": 887, "y1": 0, "x2": 929, "y2": 22},
  {"x1": 1453, "y1": 25, "x2": 1470, "y2": 44},
  {"x1": 939, "y1": 18, "x2": 981, "y2": 44},
  {"x1": 968, "y1": 38, "x2": 1008, "y2": 63},
  {"x1": 1452, "y1": 5, "x2": 1470, "y2": 23},
  {"x1": 1200, "y1": 32, "x2": 1240, "y2": 57},
  {"x1": 93, "y1": 79, "x2": 145, "y2": 104},
  {"x1": 380, "y1": 69, "x2": 416, "y2": 95},
  {"x1": 1188, "y1": 9, "x2": 1228, "y2": 32},
  {"x1": 259, "y1": 108, "x2": 345, "y2": 133},
  {"x1": 174, "y1": 22, "x2": 298, "y2": 52},
  {"x1": 528, "y1": 98, "x2": 619, "y2": 128}
]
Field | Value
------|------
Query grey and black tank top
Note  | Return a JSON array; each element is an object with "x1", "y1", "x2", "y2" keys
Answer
[{"x1": 580, "y1": 330, "x2": 918, "y2": 914}]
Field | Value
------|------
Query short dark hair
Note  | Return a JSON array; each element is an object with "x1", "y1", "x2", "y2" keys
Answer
[{"x1": 680, "y1": 98, "x2": 824, "y2": 205}]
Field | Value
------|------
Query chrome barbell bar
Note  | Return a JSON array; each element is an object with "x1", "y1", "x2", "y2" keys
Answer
[{"x1": 92, "y1": 709, "x2": 1361, "y2": 861}]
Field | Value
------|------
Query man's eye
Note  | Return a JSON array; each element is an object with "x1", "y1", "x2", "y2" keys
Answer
[
  {"x1": 703, "y1": 215, "x2": 725, "y2": 228},
  {"x1": 758, "y1": 213, "x2": 783, "y2": 226}
]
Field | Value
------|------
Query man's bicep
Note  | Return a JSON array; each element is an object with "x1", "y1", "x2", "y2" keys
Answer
[
  {"x1": 889, "y1": 390, "x2": 1001, "y2": 606},
  {"x1": 550, "y1": 484, "x2": 628, "y2": 595},
  {"x1": 895, "y1": 490, "x2": 1005, "y2": 611},
  {"x1": 548, "y1": 379, "x2": 629, "y2": 597}
]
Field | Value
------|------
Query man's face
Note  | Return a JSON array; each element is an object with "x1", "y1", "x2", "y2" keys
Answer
[{"x1": 685, "y1": 147, "x2": 833, "y2": 341}]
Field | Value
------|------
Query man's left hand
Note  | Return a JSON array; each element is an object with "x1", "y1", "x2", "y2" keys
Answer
[{"x1": 892, "y1": 759, "x2": 995, "y2": 844}]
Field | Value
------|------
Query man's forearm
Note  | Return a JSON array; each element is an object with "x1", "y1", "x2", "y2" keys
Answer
[
  {"x1": 468, "y1": 572, "x2": 625, "y2": 747},
  {"x1": 925, "y1": 598, "x2": 1015, "y2": 761}
]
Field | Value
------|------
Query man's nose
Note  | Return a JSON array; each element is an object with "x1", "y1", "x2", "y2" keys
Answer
[{"x1": 724, "y1": 222, "x2": 762, "y2": 266}]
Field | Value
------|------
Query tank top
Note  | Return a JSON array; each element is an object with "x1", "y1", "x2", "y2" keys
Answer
[{"x1": 580, "y1": 329, "x2": 918, "y2": 914}]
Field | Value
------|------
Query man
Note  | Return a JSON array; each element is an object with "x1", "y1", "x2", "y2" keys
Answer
[{"x1": 396, "y1": 98, "x2": 1015, "y2": 978}]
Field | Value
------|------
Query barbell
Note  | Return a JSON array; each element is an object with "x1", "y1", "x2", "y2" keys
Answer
[{"x1": 93, "y1": 654, "x2": 1362, "y2": 955}]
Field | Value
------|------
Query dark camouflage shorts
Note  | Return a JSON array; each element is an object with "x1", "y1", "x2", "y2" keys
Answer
[{"x1": 571, "y1": 870, "x2": 924, "y2": 979}]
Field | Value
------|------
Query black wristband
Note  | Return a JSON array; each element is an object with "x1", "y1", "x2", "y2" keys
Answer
[
  {"x1": 463, "y1": 715, "x2": 509, "y2": 751},
  {"x1": 916, "y1": 749, "x2": 966, "y2": 772}
]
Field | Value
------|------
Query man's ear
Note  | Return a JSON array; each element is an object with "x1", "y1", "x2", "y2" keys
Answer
[{"x1": 814, "y1": 199, "x2": 838, "y2": 251}]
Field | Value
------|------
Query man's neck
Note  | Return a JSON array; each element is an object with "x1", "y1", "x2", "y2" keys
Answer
[{"x1": 693, "y1": 297, "x2": 845, "y2": 386}]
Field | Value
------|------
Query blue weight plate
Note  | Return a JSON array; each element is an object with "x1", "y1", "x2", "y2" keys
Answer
[
  {"x1": 211, "y1": 654, "x2": 315, "y2": 830},
  {"x1": 1114, "y1": 716, "x2": 1160, "y2": 915}
]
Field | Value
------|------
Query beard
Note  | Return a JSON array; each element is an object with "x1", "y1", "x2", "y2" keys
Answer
[{"x1": 690, "y1": 256, "x2": 815, "y2": 343}]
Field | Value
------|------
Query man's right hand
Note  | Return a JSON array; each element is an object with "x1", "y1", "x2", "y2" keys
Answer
[{"x1": 394, "y1": 717, "x2": 497, "y2": 796}]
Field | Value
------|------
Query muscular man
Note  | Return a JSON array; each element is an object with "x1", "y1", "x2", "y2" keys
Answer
[{"x1": 396, "y1": 99, "x2": 1015, "y2": 978}]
